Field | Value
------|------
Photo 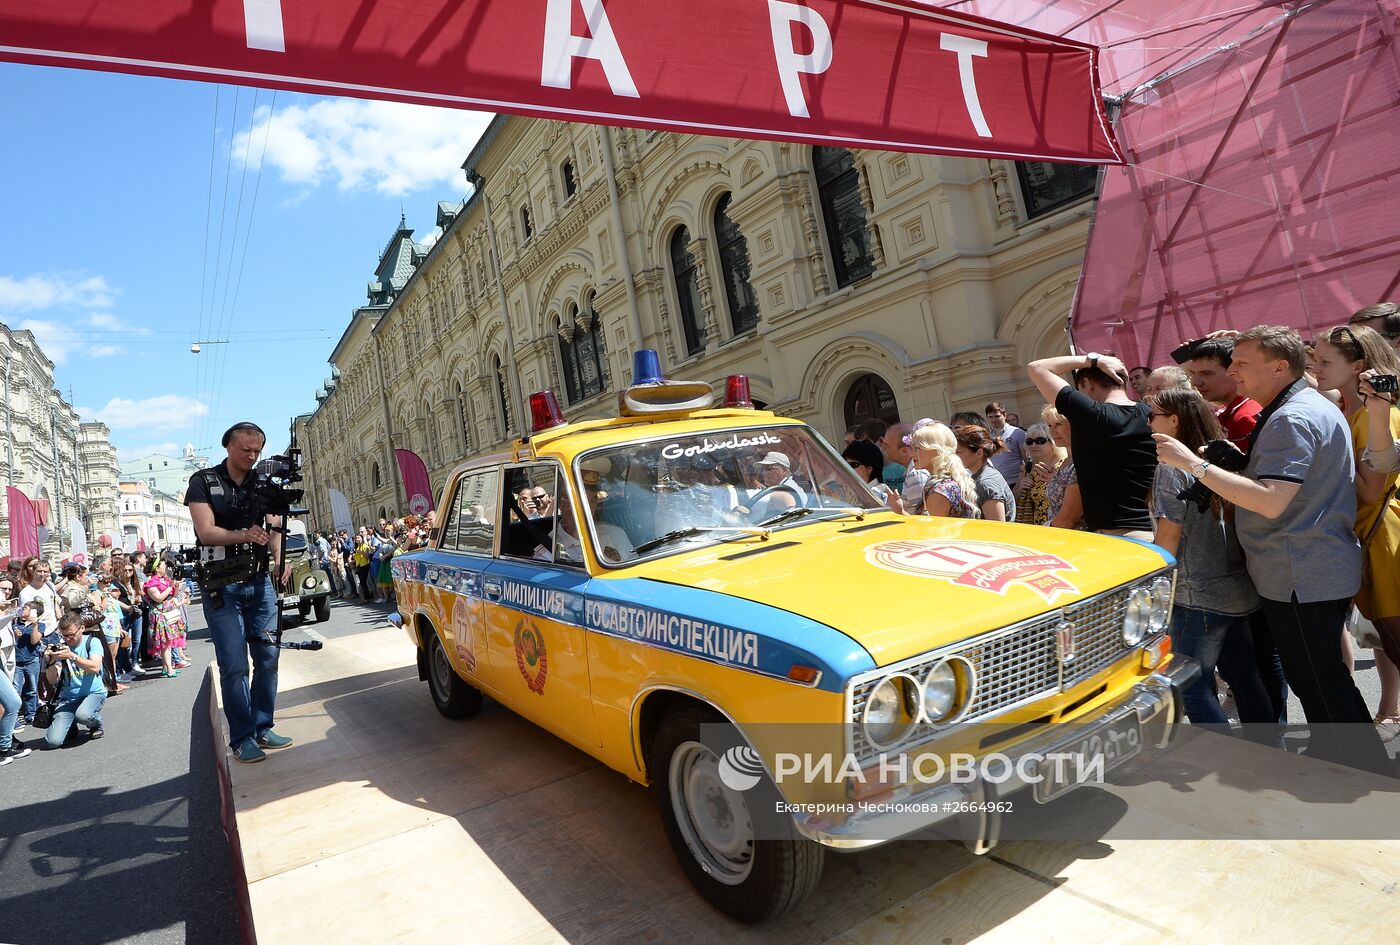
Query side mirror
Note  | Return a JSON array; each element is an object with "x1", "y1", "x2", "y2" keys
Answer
[{"x1": 386, "y1": 613, "x2": 404, "y2": 629}]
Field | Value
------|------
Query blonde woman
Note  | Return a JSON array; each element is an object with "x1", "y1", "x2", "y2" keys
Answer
[
  {"x1": 1040, "y1": 405, "x2": 1085, "y2": 529},
  {"x1": 908, "y1": 422, "x2": 979, "y2": 518}
]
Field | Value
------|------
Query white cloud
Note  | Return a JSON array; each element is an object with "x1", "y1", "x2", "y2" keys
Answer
[
  {"x1": 235, "y1": 99, "x2": 492, "y2": 196},
  {"x1": 86, "y1": 312, "x2": 150, "y2": 335},
  {"x1": 88, "y1": 344, "x2": 123, "y2": 358},
  {"x1": 116, "y1": 441, "x2": 182, "y2": 463},
  {"x1": 418, "y1": 229, "x2": 441, "y2": 251},
  {"x1": 94, "y1": 395, "x2": 209, "y2": 431},
  {"x1": 16, "y1": 318, "x2": 136, "y2": 363},
  {"x1": 0, "y1": 273, "x2": 117, "y2": 311}
]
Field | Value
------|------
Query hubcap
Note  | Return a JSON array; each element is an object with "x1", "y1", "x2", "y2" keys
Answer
[
  {"x1": 669, "y1": 740, "x2": 755, "y2": 885},
  {"x1": 431, "y1": 638, "x2": 453, "y2": 697}
]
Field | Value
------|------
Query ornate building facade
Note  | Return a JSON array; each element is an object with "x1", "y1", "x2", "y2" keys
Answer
[
  {"x1": 1, "y1": 321, "x2": 107, "y2": 557},
  {"x1": 118, "y1": 480, "x2": 196, "y2": 552},
  {"x1": 119, "y1": 444, "x2": 211, "y2": 502},
  {"x1": 78, "y1": 421, "x2": 121, "y2": 542},
  {"x1": 299, "y1": 119, "x2": 1096, "y2": 528}
]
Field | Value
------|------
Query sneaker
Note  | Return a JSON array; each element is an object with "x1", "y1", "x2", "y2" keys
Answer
[
  {"x1": 256, "y1": 730, "x2": 294, "y2": 750},
  {"x1": 88, "y1": 726, "x2": 104, "y2": 740},
  {"x1": 116, "y1": 673, "x2": 133, "y2": 684},
  {"x1": 1, "y1": 739, "x2": 31, "y2": 761},
  {"x1": 234, "y1": 739, "x2": 266, "y2": 764},
  {"x1": 129, "y1": 666, "x2": 147, "y2": 677},
  {"x1": 13, "y1": 719, "x2": 27, "y2": 734}
]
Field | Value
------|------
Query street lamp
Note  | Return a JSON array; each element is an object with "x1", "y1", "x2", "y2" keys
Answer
[{"x1": 190, "y1": 339, "x2": 230, "y2": 354}]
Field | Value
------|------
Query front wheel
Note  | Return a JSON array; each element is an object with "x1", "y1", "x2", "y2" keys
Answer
[
  {"x1": 649, "y1": 704, "x2": 824, "y2": 922},
  {"x1": 313, "y1": 597, "x2": 330, "y2": 623},
  {"x1": 425, "y1": 629, "x2": 483, "y2": 719}
]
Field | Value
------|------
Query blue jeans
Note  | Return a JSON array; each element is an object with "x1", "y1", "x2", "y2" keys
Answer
[
  {"x1": 44, "y1": 690, "x2": 106, "y2": 748},
  {"x1": 204, "y1": 576, "x2": 280, "y2": 749},
  {"x1": 119, "y1": 610, "x2": 142, "y2": 673},
  {"x1": 0, "y1": 670, "x2": 20, "y2": 749},
  {"x1": 12, "y1": 660, "x2": 39, "y2": 720},
  {"x1": 1170, "y1": 605, "x2": 1276, "y2": 728}
]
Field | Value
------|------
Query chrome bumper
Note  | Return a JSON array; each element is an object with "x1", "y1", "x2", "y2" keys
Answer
[{"x1": 793, "y1": 656, "x2": 1200, "y2": 852}]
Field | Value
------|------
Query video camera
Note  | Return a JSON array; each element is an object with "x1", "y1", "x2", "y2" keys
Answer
[{"x1": 248, "y1": 446, "x2": 308, "y2": 519}]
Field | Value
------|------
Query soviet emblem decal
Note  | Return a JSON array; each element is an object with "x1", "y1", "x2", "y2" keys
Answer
[
  {"x1": 866, "y1": 539, "x2": 1080, "y2": 603},
  {"x1": 514, "y1": 618, "x2": 549, "y2": 695}
]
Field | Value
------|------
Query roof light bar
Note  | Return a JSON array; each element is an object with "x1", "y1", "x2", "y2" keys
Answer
[
  {"x1": 528, "y1": 389, "x2": 567, "y2": 433},
  {"x1": 723, "y1": 375, "x2": 754, "y2": 409}
]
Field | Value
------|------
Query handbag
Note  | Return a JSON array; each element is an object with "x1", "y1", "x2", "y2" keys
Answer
[{"x1": 32, "y1": 659, "x2": 72, "y2": 729}]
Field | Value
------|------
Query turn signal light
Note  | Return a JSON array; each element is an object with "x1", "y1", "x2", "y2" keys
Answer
[
  {"x1": 787, "y1": 664, "x2": 821, "y2": 685},
  {"x1": 528, "y1": 390, "x2": 566, "y2": 433},
  {"x1": 723, "y1": 374, "x2": 754, "y2": 409},
  {"x1": 1140, "y1": 633, "x2": 1171, "y2": 671}
]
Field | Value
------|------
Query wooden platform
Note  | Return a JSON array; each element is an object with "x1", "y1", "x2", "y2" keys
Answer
[{"x1": 209, "y1": 626, "x2": 1400, "y2": 945}]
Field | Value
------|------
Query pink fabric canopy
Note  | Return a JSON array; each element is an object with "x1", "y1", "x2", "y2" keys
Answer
[{"x1": 934, "y1": 0, "x2": 1400, "y2": 365}]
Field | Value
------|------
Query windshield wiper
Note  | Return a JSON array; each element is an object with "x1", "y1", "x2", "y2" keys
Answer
[
  {"x1": 755, "y1": 506, "x2": 867, "y2": 529},
  {"x1": 634, "y1": 525, "x2": 771, "y2": 555}
]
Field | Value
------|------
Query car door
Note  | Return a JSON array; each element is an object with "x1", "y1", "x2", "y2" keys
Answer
[
  {"x1": 427, "y1": 467, "x2": 500, "y2": 689},
  {"x1": 483, "y1": 461, "x2": 600, "y2": 748}
]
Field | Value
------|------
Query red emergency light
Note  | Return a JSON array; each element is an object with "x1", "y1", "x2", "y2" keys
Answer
[
  {"x1": 723, "y1": 375, "x2": 754, "y2": 409},
  {"x1": 528, "y1": 390, "x2": 566, "y2": 432}
]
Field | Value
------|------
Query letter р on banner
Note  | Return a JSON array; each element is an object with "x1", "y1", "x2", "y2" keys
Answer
[{"x1": 0, "y1": 0, "x2": 1121, "y2": 163}]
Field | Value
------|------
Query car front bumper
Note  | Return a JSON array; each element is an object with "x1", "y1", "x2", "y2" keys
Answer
[{"x1": 792, "y1": 656, "x2": 1200, "y2": 853}]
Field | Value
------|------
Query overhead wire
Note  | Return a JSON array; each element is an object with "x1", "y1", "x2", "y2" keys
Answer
[
  {"x1": 196, "y1": 85, "x2": 242, "y2": 453},
  {"x1": 193, "y1": 84, "x2": 221, "y2": 459}
]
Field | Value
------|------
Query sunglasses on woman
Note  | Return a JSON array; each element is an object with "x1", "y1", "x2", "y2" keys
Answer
[{"x1": 1024, "y1": 437, "x2": 1050, "y2": 445}]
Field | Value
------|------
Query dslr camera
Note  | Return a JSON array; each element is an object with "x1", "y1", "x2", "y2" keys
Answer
[
  {"x1": 1369, "y1": 374, "x2": 1399, "y2": 395},
  {"x1": 1177, "y1": 439, "x2": 1249, "y2": 512}
]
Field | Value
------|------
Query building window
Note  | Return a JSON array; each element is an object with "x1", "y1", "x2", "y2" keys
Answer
[
  {"x1": 1016, "y1": 162, "x2": 1099, "y2": 219},
  {"x1": 372, "y1": 463, "x2": 382, "y2": 489},
  {"x1": 154, "y1": 503, "x2": 161, "y2": 513},
  {"x1": 147, "y1": 464, "x2": 152, "y2": 471},
  {"x1": 157, "y1": 524, "x2": 166, "y2": 541},
  {"x1": 520, "y1": 206, "x2": 533, "y2": 242},
  {"x1": 669, "y1": 227, "x2": 705, "y2": 356},
  {"x1": 558, "y1": 297, "x2": 609, "y2": 405},
  {"x1": 455, "y1": 381, "x2": 471, "y2": 454},
  {"x1": 843, "y1": 373, "x2": 901, "y2": 429},
  {"x1": 562, "y1": 161, "x2": 577, "y2": 199},
  {"x1": 714, "y1": 194, "x2": 759, "y2": 336},
  {"x1": 148, "y1": 478, "x2": 156, "y2": 489},
  {"x1": 813, "y1": 146, "x2": 875, "y2": 288}
]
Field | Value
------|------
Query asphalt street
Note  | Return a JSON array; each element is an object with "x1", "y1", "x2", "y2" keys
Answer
[{"x1": 0, "y1": 590, "x2": 394, "y2": 945}]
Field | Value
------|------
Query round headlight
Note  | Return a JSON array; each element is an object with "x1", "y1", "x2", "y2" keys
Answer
[
  {"x1": 303, "y1": 576, "x2": 318, "y2": 590},
  {"x1": 1149, "y1": 575, "x2": 1174, "y2": 632},
  {"x1": 1123, "y1": 585, "x2": 1152, "y2": 646},
  {"x1": 863, "y1": 674, "x2": 920, "y2": 749},
  {"x1": 922, "y1": 656, "x2": 975, "y2": 725}
]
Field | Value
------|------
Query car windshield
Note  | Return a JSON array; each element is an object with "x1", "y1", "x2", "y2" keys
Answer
[
  {"x1": 574, "y1": 425, "x2": 883, "y2": 565},
  {"x1": 285, "y1": 534, "x2": 307, "y2": 553}
]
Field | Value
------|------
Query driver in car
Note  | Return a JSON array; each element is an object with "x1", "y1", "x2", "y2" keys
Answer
[{"x1": 748, "y1": 451, "x2": 806, "y2": 522}]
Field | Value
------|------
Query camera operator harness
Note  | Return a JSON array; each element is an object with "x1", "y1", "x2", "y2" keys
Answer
[{"x1": 192, "y1": 439, "x2": 322, "y2": 652}]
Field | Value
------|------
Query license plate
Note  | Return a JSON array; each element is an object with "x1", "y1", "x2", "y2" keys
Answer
[
  {"x1": 280, "y1": 595, "x2": 301, "y2": 606},
  {"x1": 1032, "y1": 711, "x2": 1142, "y2": 803}
]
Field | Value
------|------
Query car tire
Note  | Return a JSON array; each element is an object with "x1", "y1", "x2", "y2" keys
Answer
[
  {"x1": 313, "y1": 597, "x2": 330, "y2": 623},
  {"x1": 297, "y1": 603, "x2": 310, "y2": 621},
  {"x1": 425, "y1": 629, "x2": 483, "y2": 719},
  {"x1": 649, "y1": 703, "x2": 824, "y2": 923}
]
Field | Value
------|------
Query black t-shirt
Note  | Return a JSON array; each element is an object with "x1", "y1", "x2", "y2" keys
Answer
[
  {"x1": 1055, "y1": 387, "x2": 1157, "y2": 531},
  {"x1": 184, "y1": 461, "x2": 263, "y2": 531}
]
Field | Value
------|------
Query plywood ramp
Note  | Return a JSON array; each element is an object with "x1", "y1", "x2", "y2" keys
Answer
[{"x1": 213, "y1": 625, "x2": 1400, "y2": 945}]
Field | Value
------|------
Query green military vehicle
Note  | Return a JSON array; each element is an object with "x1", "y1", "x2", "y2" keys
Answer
[{"x1": 278, "y1": 519, "x2": 333, "y2": 623}]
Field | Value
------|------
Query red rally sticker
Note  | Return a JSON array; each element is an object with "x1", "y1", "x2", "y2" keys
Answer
[{"x1": 865, "y1": 539, "x2": 1079, "y2": 603}]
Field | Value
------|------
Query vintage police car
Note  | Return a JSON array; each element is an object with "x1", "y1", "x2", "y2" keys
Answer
[{"x1": 391, "y1": 351, "x2": 1195, "y2": 922}]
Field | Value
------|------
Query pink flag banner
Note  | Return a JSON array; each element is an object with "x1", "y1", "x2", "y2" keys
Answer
[
  {"x1": 6, "y1": 486, "x2": 40, "y2": 559},
  {"x1": 395, "y1": 449, "x2": 436, "y2": 517}
]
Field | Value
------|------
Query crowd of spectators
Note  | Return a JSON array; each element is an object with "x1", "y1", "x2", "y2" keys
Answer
[
  {"x1": 310, "y1": 514, "x2": 436, "y2": 607},
  {"x1": 841, "y1": 309, "x2": 1400, "y2": 774},
  {"x1": 1, "y1": 548, "x2": 192, "y2": 763}
]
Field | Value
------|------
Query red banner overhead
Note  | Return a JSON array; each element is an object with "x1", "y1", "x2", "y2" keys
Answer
[{"x1": 0, "y1": 0, "x2": 1121, "y2": 163}]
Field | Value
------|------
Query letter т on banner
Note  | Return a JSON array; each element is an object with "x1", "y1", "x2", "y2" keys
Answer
[{"x1": 0, "y1": 0, "x2": 1123, "y2": 164}]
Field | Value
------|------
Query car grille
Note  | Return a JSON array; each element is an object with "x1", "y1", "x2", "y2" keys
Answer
[{"x1": 847, "y1": 584, "x2": 1137, "y2": 762}]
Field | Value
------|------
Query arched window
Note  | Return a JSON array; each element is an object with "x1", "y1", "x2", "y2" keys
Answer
[
  {"x1": 562, "y1": 161, "x2": 577, "y2": 199},
  {"x1": 843, "y1": 374, "x2": 900, "y2": 429},
  {"x1": 714, "y1": 193, "x2": 759, "y2": 335},
  {"x1": 372, "y1": 462, "x2": 382, "y2": 489},
  {"x1": 559, "y1": 295, "x2": 610, "y2": 404},
  {"x1": 813, "y1": 147, "x2": 875, "y2": 288},
  {"x1": 670, "y1": 227, "x2": 704, "y2": 356},
  {"x1": 520, "y1": 206, "x2": 533, "y2": 242}
]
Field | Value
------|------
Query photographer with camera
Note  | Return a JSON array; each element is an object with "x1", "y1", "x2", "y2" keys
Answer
[
  {"x1": 42, "y1": 612, "x2": 107, "y2": 748},
  {"x1": 185, "y1": 422, "x2": 295, "y2": 765},
  {"x1": 1313, "y1": 324, "x2": 1400, "y2": 730},
  {"x1": 1154, "y1": 325, "x2": 1390, "y2": 774},
  {"x1": 1147, "y1": 389, "x2": 1275, "y2": 731}
]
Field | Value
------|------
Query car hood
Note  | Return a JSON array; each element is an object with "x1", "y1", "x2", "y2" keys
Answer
[{"x1": 617, "y1": 514, "x2": 1170, "y2": 667}]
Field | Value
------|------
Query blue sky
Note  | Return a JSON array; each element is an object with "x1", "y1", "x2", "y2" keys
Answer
[{"x1": 0, "y1": 63, "x2": 491, "y2": 462}]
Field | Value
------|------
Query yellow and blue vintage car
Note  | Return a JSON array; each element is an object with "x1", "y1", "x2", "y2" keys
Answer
[{"x1": 391, "y1": 350, "x2": 1196, "y2": 922}]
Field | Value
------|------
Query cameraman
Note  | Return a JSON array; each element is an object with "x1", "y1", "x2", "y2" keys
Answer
[
  {"x1": 185, "y1": 422, "x2": 294, "y2": 765},
  {"x1": 1155, "y1": 325, "x2": 1390, "y2": 774},
  {"x1": 42, "y1": 612, "x2": 107, "y2": 748}
]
